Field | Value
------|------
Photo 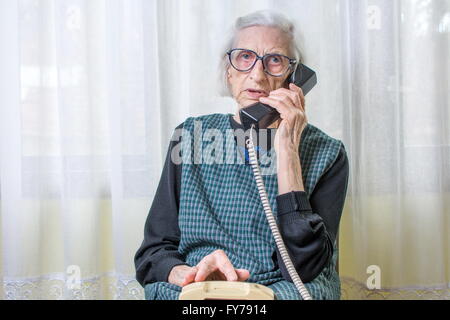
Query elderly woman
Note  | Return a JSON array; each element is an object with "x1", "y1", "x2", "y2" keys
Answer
[{"x1": 134, "y1": 10, "x2": 349, "y2": 300}]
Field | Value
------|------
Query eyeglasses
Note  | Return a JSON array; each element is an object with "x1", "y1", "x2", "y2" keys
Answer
[{"x1": 227, "y1": 48, "x2": 297, "y2": 77}]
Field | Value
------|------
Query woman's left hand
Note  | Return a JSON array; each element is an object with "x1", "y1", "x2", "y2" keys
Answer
[{"x1": 259, "y1": 83, "x2": 307, "y2": 154}]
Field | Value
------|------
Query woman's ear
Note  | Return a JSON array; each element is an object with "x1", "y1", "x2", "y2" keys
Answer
[{"x1": 226, "y1": 67, "x2": 233, "y2": 92}]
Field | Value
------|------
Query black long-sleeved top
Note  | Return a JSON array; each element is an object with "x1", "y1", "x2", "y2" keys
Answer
[{"x1": 135, "y1": 114, "x2": 349, "y2": 286}]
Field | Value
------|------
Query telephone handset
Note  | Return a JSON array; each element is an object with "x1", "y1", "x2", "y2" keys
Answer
[{"x1": 239, "y1": 64, "x2": 317, "y2": 132}]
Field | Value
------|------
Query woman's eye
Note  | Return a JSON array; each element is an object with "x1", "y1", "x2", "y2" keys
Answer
[{"x1": 270, "y1": 56, "x2": 281, "y2": 64}]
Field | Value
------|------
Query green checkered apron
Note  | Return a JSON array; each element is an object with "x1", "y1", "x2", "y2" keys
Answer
[{"x1": 145, "y1": 113, "x2": 343, "y2": 300}]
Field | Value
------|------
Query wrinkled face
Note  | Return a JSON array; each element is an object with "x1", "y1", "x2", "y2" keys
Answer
[{"x1": 227, "y1": 26, "x2": 293, "y2": 108}]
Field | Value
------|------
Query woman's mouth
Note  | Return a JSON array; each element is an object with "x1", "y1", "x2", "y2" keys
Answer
[{"x1": 246, "y1": 89, "x2": 268, "y2": 99}]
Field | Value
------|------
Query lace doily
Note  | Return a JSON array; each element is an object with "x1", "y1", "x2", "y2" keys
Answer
[
  {"x1": 341, "y1": 277, "x2": 450, "y2": 300},
  {"x1": 3, "y1": 273, "x2": 144, "y2": 300}
]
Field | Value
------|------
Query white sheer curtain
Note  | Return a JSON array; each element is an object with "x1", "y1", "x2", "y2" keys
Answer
[{"x1": 0, "y1": 0, "x2": 448, "y2": 300}]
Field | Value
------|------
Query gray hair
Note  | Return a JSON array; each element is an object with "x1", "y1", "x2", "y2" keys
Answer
[{"x1": 218, "y1": 10, "x2": 304, "y2": 97}]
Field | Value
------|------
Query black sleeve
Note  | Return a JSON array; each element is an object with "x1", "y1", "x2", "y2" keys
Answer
[
  {"x1": 274, "y1": 144, "x2": 349, "y2": 283},
  {"x1": 134, "y1": 123, "x2": 186, "y2": 287}
]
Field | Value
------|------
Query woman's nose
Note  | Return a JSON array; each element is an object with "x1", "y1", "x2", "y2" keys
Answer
[{"x1": 249, "y1": 59, "x2": 266, "y2": 81}]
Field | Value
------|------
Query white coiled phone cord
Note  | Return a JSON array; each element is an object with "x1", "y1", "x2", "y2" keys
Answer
[{"x1": 245, "y1": 127, "x2": 312, "y2": 301}]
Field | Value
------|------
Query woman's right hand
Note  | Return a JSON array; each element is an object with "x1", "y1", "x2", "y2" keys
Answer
[
  {"x1": 168, "y1": 250, "x2": 250, "y2": 287},
  {"x1": 168, "y1": 265, "x2": 198, "y2": 287}
]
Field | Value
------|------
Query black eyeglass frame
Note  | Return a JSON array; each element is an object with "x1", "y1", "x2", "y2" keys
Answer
[{"x1": 227, "y1": 48, "x2": 297, "y2": 77}]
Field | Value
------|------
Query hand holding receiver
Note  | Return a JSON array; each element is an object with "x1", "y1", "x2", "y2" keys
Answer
[{"x1": 239, "y1": 64, "x2": 316, "y2": 132}]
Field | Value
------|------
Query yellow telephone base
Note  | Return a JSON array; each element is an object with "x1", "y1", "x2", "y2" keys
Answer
[{"x1": 179, "y1": 281, "x2": 275, "y2": 300}]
